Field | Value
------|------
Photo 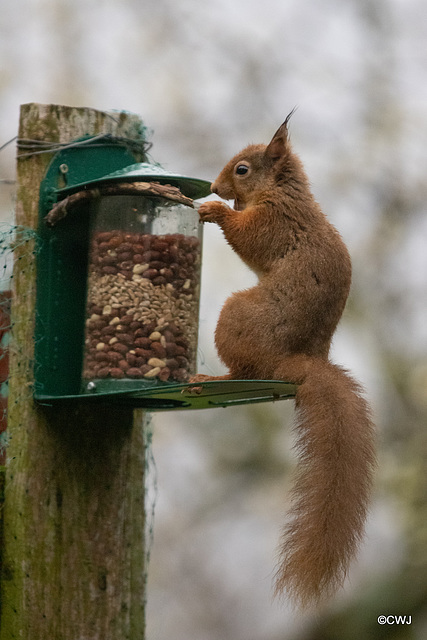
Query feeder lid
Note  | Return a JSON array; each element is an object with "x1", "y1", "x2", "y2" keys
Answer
[{"x1": 57, "y1": 162, "x2": 212, "y2": 201}]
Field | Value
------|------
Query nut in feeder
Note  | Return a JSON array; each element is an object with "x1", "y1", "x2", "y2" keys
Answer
[{"x1": 34, "y1": 136, "x2": 296, "y2": 409}]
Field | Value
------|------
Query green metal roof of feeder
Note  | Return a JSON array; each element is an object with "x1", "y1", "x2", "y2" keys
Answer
[{"x1": 57, "y1": 162, "x2": 212, "y2": 201}]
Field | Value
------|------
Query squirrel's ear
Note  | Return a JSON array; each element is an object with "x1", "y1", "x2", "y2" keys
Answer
[{"x1": 265, "y1": 108, "x2": 296, "y2": 162}]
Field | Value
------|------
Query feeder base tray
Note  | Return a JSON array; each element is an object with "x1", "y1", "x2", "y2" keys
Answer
[{"x1": 35, "y1": 379, "x2": 297, "y2": 411}]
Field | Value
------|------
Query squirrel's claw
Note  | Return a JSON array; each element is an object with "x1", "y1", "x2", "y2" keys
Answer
[{"x1": 181, "y1": 373, "x2": 214, "y2": 395}]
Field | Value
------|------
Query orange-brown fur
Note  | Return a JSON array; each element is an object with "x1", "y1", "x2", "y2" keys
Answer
[{"x1": 191, "y1": 118, "x2": 376, "y2": 608}]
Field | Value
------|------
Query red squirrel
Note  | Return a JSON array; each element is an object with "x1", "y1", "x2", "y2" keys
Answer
[{"x1": 189, "y1": 116, "x2": 376, "y2": 608}]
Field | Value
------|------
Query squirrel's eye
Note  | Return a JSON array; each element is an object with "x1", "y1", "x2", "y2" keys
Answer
[{"x1": 235, "y1": 164, "x2": 249, "y2": 175}]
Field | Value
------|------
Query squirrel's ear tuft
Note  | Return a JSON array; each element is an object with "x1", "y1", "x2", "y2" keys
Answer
[
  {"x1": 265, "y1": 108, "x2": 296, "y2": 161},
  {"x1": 283, "y1": 106, "x2": 298, "y2": 129}
]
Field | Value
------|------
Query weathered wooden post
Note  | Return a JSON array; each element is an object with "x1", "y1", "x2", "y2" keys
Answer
[{"x1": 1, "y1": 104, "x2": 147, "y2": 639}]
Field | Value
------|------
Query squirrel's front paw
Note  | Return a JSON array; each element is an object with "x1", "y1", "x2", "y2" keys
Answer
[{"x1": 197, "y1": 201, "x2": 231, "y2": 223}]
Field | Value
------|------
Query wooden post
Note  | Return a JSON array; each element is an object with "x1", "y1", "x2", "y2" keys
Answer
[{"x1": 1, "y1": 104, "x2": 147, "y2": 639}]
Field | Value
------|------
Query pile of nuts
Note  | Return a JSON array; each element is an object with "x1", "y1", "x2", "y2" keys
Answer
[{"x1": 82, "y1": 230, "x2": 201, "y2": 383}]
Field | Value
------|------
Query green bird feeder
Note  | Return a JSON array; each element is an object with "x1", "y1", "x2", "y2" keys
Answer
[{"x1": 34, "y1": 136, "x2": 296, "y2": 410}]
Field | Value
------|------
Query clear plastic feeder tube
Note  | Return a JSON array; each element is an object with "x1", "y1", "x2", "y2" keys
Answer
[{"x1": 82, "y1": 194, "x2": 202, "y2": 389}]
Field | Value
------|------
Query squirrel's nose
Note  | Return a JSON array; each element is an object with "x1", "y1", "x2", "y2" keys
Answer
[{"x1": 211, "y1": 183, "x2": 218, "y2": 194}]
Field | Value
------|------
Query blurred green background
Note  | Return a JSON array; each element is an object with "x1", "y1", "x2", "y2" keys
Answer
[{"x1": 1, "y1": 1, "x2": 427, "y2": 638}]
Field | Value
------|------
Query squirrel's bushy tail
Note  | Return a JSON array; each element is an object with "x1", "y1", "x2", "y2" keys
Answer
[{"x1": 273, "y1": 355, "x2": 376, "y2": 608}]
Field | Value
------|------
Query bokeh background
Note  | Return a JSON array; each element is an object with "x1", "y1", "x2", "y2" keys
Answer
[{"x1": 2, "y1": 1, "x2": 427, "y2": 638}]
